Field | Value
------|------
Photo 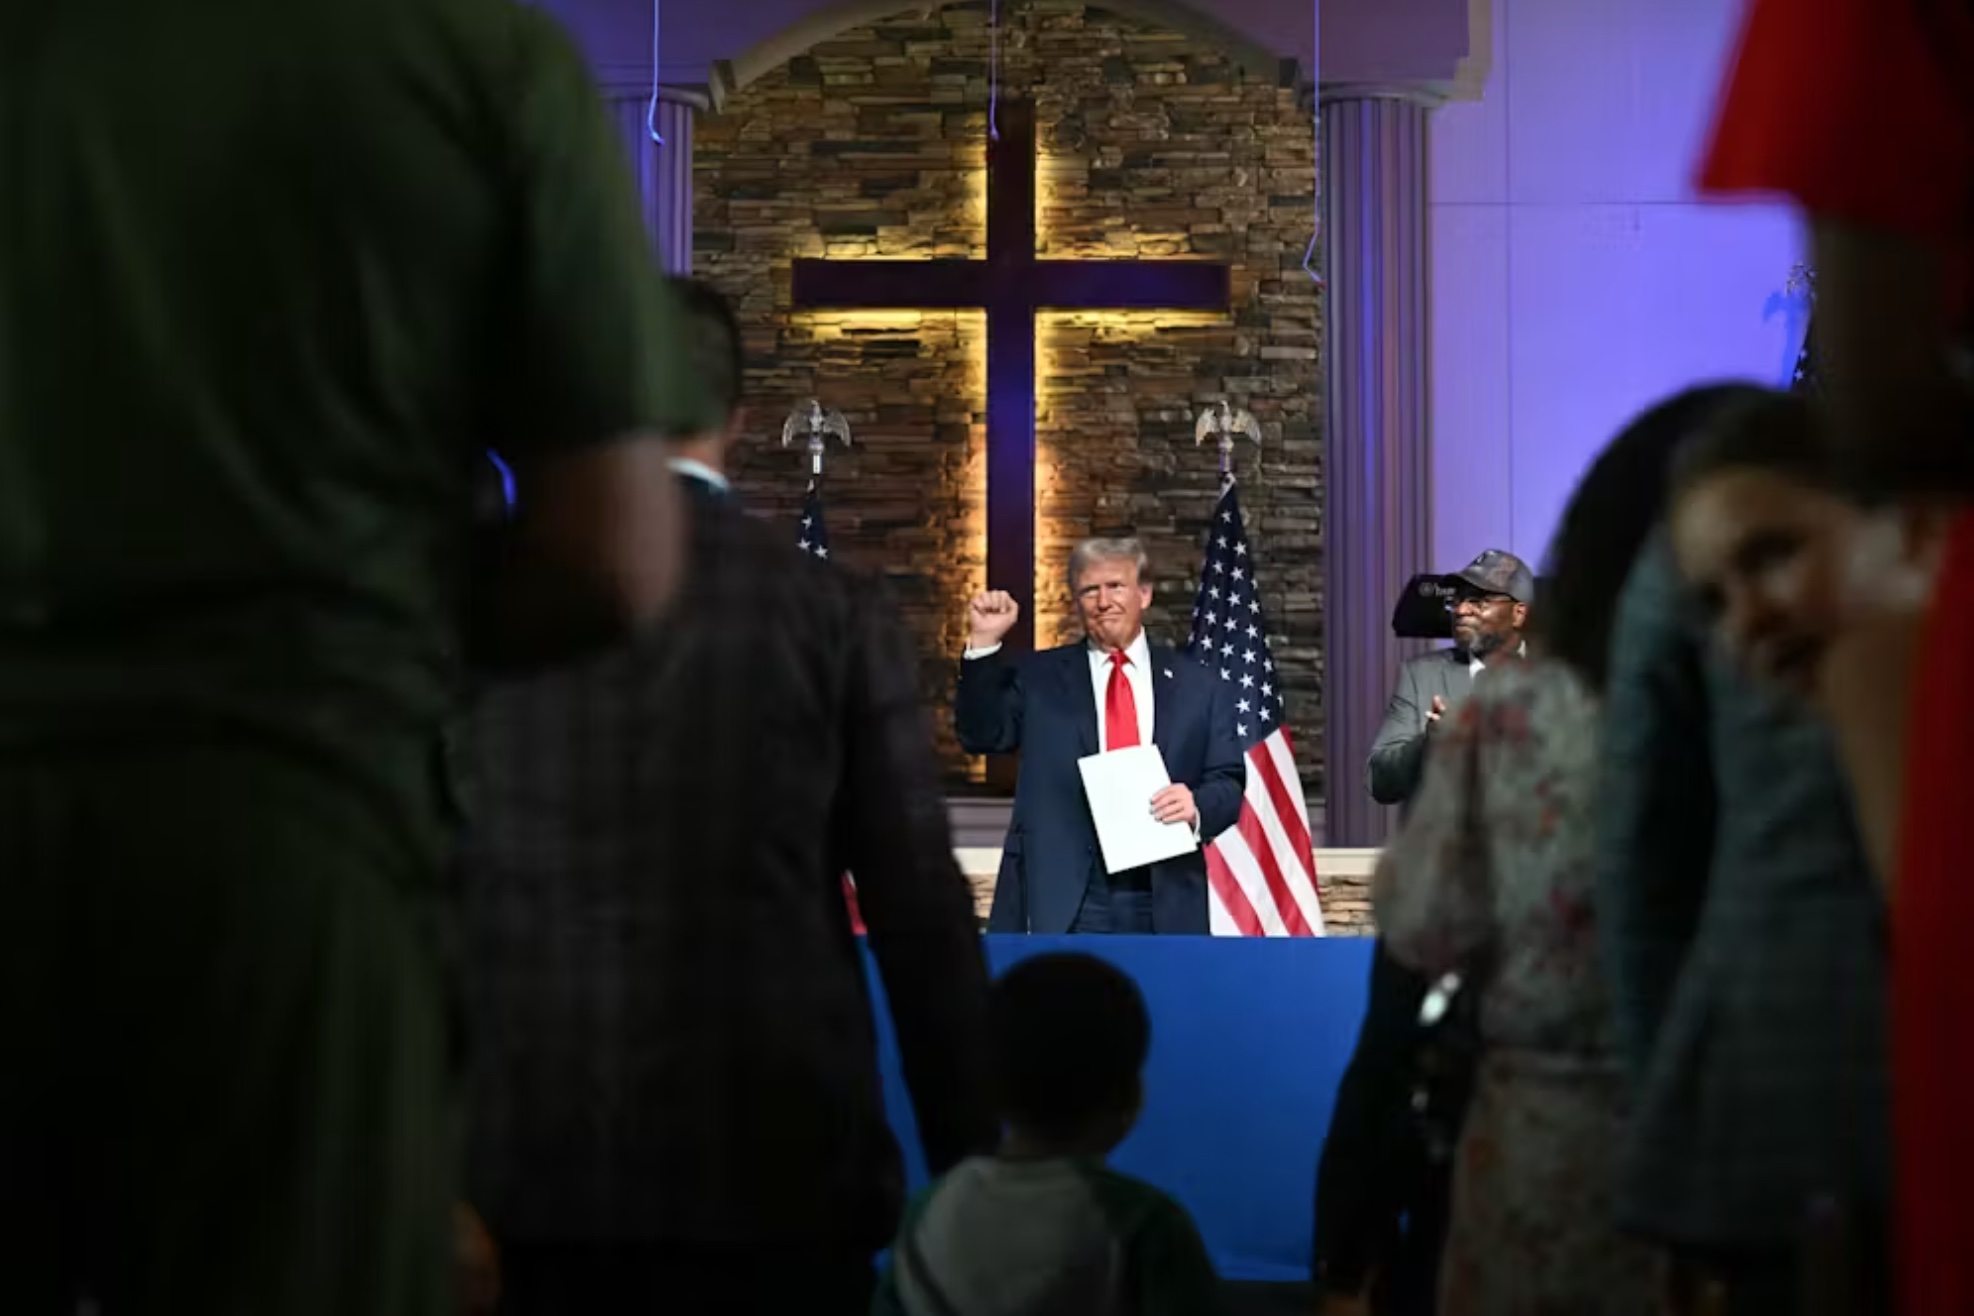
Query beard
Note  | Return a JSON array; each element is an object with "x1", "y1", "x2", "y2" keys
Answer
[{"x1": 1467, "y1": 627, "x2": 1509, "y2": 658}]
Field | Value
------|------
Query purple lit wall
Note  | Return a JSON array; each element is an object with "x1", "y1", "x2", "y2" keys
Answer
[{"x1": 1427, "y1": 0, "x2": 1802, "y2": 570}]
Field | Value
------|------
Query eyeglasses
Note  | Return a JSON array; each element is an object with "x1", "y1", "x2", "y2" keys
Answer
[{"x1": 1444, "y1": 593, "x2": 1513, "y2": 614}]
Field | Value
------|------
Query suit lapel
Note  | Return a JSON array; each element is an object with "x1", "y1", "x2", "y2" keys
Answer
[
  {"x1": 1066, "y1": 647, "x2": 1100, "y2": 757},
  {"x1": 1448, "y1": 652, "x2": 1474, "y2": 699},
  {"x1": 1148, "y1": 644, "x2": 1179, "y2": 761}
]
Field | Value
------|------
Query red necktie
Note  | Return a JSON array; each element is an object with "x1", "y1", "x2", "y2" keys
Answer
[{"x1": 1104, "y1": 650, "x2": 1141, "y2": 751}]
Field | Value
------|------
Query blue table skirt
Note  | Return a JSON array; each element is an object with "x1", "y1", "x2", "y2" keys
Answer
[{"x1": 866, "y1": 935, "x2": 1374, "y2": 1283}]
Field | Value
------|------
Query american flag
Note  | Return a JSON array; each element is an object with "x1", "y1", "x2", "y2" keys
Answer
[
  {"x1": 797, "y1": 480, "x2": 831, "y2": 562},
  {"x1": 1791, "y1": 311, "x2": 1821, "y2": 396},
  {"x1": 795, "y1": 480, "x2": 867, "y2": 934},
  {"x1": 1185, "y1": 480, "x2": 1325, "y2": 937}
]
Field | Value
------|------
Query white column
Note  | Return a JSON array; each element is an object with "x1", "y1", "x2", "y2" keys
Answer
[
  {"x1": 1321, "y1": 91, "x2": 1436, "y2": 847},
  {"x1": 606, "y1": 87, "x2": 706, "y2": 274}
]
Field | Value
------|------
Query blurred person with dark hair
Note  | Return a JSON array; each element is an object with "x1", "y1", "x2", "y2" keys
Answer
[
  {"x1": 873, "y1": 953, "x2": 1220, "y2": 1316},
  {"x1": 0, "y1": 1, "x2": 713, "y2": 1311},
  {"x1": 1599, "y1": 387, "x2": 1887, "y2": 1316},
  {"x1": 1702, "y1": 7, "x2": 1974, "y2": 1304},
  {"x1": 661, "y1": 278, "x2": 748, "y2": 498},
  {"x1": 1368, "y1": 390, "x2": 1725, "y2": 1315},
  {"x1": 460, "y1": 277, "x2": 994, "y2": 1316}
]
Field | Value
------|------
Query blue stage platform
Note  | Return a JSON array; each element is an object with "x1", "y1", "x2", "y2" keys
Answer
[{"x1": 867, "y1": 935, "x2": 1374, "y2": 1283}]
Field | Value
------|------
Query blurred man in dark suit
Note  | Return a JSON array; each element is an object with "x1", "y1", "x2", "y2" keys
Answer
[{"x1": 459, "y1": 278, "x2": 996, "y2": 1316}]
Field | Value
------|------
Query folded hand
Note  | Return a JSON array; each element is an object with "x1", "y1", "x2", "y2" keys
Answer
[{"x1": 1151, "y1": 782, "x2": 1198, "y2": 827}]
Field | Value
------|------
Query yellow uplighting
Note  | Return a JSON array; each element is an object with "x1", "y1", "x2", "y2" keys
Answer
[
  {"x1": 1039, "y1": 309, "x2": 1227, "y2": 331},
  {"x1": 787, "y1": 120, "x2": 1230, "y2": 649},
  {"x1": 792, "y1": 310, "x2": 937, "y2": 332}
]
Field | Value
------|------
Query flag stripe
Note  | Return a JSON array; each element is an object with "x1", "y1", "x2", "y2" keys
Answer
[
  {"x1": 1246, "y1": 755, "x2": 1326, "y2": 935},
  {"x1": 1206, "y1": 846, "x2": 1267, "y2": 936},
  {"x1": 1257, "y1": 733, "x2": 1326, "y2": 935},
  {"x1": 1232, "y1": 778, "x2": 1315, "y2": 937},
  {"x1": 1257, "y1": 732, "x2": 1315, "y2": 880},
  {"x1": 1211, "y1": 829, "x2": 1292, "y2": 936},
  {"x1": 1272, "y1": 729, "x2": 1317, "y2": 834}
]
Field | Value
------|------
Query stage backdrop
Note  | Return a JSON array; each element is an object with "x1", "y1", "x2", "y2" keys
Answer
[
  {"x1": 694, "y1": 0, "x2": 1325, "y2": 796},
  {"x1": 868, "y1": 934, "x2": 1376, "y2": 1282}
]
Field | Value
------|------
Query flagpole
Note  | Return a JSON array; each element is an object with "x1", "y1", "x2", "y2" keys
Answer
[
  {"x1": 781, "y1": 398, "x2": 853, "y2": 481},
  {"x1": 785, "y1": 400, "x2": 849, "y2": 562},
  {"x1": 1194, "y1": 399, "x2": 1262, "y2": 487}
]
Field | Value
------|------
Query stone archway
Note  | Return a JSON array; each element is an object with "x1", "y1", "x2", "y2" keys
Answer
[{"x1": 710, "y1": 0, "x2": 1299, "y2": 103}]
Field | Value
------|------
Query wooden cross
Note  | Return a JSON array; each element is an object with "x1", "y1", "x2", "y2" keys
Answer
[{"x1": 791, "y1": 100, "x2": 1232, "y2": 658}]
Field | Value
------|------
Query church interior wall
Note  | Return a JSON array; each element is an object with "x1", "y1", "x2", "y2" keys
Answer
[
  {"x1": 693, "y1": 1, "x2": 1325, "y2": 803},
  {"x1": 1427, "y1": 0, "x2": 1802, "y2": 569}
]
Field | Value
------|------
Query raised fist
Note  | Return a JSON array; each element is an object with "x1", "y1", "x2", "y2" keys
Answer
[{"x1": 967, "y1": 589, "x2": 1020, "y2": 649}]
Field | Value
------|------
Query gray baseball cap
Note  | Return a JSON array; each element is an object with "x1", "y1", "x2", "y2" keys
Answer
[{"x1": 1444, "y1": 549, "x2": 1535, "y2": 603}]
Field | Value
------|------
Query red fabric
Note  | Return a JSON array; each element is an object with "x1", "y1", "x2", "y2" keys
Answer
[
  {"x1": 1699, "y1": 0, "x2": 1974, "y2": 242},
  {"x1": 1103, "y1": 651, "x2": 1140, "y2": 751},
  {"x1": 842, "y1": 874, "x2": 866, "y2": 935},
  {"x1": 1897, "y1": 508, "x2": 1974, "y2": 1313}
]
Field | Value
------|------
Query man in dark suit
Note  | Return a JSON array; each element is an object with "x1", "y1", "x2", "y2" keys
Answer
[
  {"x1": 955, "y1": 540, "x2": 1244, "y2": 934},
  {"x1": 1313, "y1": 549, "x2": 1532, "y2": 1316},
  {"x1": 459, "y1": 278, "x2": 996, "y2": 1316},
  {"x1": 1366, "y1": 548, "x2": 1533, "y2": 806}
]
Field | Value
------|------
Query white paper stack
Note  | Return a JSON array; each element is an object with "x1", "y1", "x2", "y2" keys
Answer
[{"x1": 1076, "y1": 744, "x2": 1199, "y2": 874}]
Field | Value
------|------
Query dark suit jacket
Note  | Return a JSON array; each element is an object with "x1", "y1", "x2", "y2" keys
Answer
[
  {"x1": 1596, "y1": 536, "x2": 1887, "y2": 1249},
  {"x1": 955, "y1": 642, "x2": 1244, "y2": 934},
  {"x1": 459, "y1": 480, "x2": 995, "y2": 1251},
  {"x1": 1311, "y1": 940, "x2": 1450, "y2": 1314},
  {"x1": 1365, "y1": 648, "x2": 1474, "y2": 807}
]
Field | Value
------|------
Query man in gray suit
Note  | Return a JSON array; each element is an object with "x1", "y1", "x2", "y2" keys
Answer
[
  {"x1": 1366, "y1": 549, "x2": 1533, "y2": 806},
  {"x1": 1595, "y1": 535, "x2": 1887, "y2": 1316}
]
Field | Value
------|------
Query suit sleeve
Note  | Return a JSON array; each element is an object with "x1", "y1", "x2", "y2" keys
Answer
[
  {"x1": 835, "y1": 584, "x2": 997, "y2": 1173},
  {"x1": 1593, "y1": 542, "x2": 1716, "y2": 1083},
  {"x1": 954, "y1": 650, "x2": 1024, "y2": 755},
  {"x1": 1366, "y1": 662, "x2": 1430, "y2": 806},
  {"x1": 985, "y1": 840, "x2": 1028, "y2": 934},
  {"x1": 1194, "y1": 671, "x2": 1247, "y2": 841}
]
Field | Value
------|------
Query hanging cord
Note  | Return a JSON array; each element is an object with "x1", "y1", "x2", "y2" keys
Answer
[
  {"x1": 1301, "y1": 0, "x2": 1320, "y2": 283},
  {"x1": 645, "y1": 0, "x2": 666, "y2": 144},
  {"x1": 988, "y1": 0, "x2": 1002, "y2": 142}
]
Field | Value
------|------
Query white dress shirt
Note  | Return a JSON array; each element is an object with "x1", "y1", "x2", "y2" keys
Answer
[
  {"x1": 1468, "y1": 638, "x2": 1529, "y2": 678},
  {"x1": 962, "y1": 632, "x2": 1154, "y2": 746},
  {"x1": 666, "y1": 456, "x2": 729, "y2": 492}
]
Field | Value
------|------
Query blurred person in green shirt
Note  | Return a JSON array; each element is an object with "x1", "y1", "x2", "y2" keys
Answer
[{"x1": 0, "y1": 1, "x2": 712, "y2": 1312}]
